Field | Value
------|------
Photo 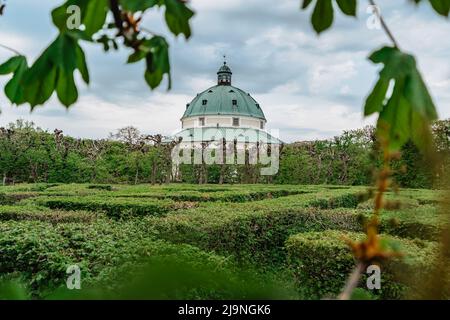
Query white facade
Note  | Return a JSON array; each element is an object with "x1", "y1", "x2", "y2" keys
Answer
[{"x1": 181, "y1": 115, "x2": 266, "y2": 130}]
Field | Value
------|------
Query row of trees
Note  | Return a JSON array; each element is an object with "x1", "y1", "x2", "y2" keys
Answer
[{"x1": 0, "y1": 119, "x2": 448, "y2": 187}]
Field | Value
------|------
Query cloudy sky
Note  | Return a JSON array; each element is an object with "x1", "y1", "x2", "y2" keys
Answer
[{"x1": 0, "y1": 0, "x2": 449, "y2": 142}]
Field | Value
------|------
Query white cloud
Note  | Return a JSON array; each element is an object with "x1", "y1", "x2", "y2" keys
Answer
[{"x1": 309, "y1": 60, "x2": 357, "y2": 94}]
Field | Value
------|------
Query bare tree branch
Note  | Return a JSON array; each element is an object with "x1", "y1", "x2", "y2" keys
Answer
[
  {"x1": 0, "y1": 43, "x2": 23, "y2": 56},
  {"x1": 369, "y1": 0, "x2": 400, "y2": 48}
]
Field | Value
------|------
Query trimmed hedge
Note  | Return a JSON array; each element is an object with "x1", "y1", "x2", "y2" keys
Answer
[
  {"x1": 36, "y1": 197, "x2": 194, "y2": 218},
  {"x1": 0, "y1": 205, "x2": 97, "y2": 223},
  {"x1": 285, "y1": 230, "x2": 440, "y2": 299},
  {"x1": 0, "y1": 219, "x2": 160, "y2": 295},
  {"x1": 0, "y1": 220, "x2": 297, "y2": 299},
  {"x1": 307, "y1": 192, "x2": 368, "y2": 209},
  {"x1": 358, "y1": 206, "x2": 445, "y2": 241},
  {"x1": 149, "y1": 207, "x2": 363, "y2": 265},
  {"x1": 99, "y1": 189, "x2": 310, "y2": 203},
  {"x1": 0, "y1": 192, "x2": 38, "y2": 205}
]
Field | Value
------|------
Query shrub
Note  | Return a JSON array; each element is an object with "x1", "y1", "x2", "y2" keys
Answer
[
  {"x1": 150, "y1": 207, "x2": 363, "y2": 265},
  {"x1": 285, "y1": 230, "x2": 439, "y2": 299},
  {"x1": 87, "y1": 185, "x2": 114, "y2": 191},
  {"x1": 357, "y1": 206, "x2": 444, "y2": 241},
  {"x1": 0, "y1": 192, "x2": 38, "y2": 205},
  {"x1": 0, "y1": 219, "x2": 162, "y2": 296},
  {"x1": 0, "y1": 205, "x2": 97, "y2": 223},
  {"x1": 36, "y1": 196, "x2": 188, "y2": 218},
  {"x1": 307, "y1": 192, "x2": 368, "y2": 209}
]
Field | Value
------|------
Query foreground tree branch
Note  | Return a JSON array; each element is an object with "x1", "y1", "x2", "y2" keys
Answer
[{"x1": 368, "y1": 0, "x2": 400, "y2": 48}]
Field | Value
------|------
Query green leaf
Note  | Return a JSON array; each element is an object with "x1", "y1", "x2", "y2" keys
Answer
[
  {"x1": 163, "y1": 0, "x2": 195, "y2": 38},
  {"x1": 127, "y1": 49, "x2": 148, "y2": 64},
  {"x1": 336, "y1": 0, "x2": 357, "y2": 16},
  {"x1": 366, "y1": 46, "x2": 438, "y2": 152},
  {"x1": 120, "y1": 0, "x2": 161, "y2": 12},
  {"x1": 429, "y1": 0, "x2": 450, "y2": 17},
  {"x1": 311, "y1": 0, "x2": 334, "y2": 34},
  {"x1": 301, "y1": 0, "x2": 314, "y2": 9},
  {"x1": 364, "y1": 77, "x2": 390, "y2": 116},
  {"x1": 56, "y1": 68, "x2": 78, "y2": 107},
  {"x1": 142, "y1": 36, "x2": 171, "y2": 89},
  {"x1": 21, "y1": 34, "x2": 88, "y2": 108},
  {"x1": 0, "y1": 56, "x2": 25, "y2": 75},
  {"x1": 23, "y1": 63, "x2": 58, "y2": 108},
  {"x1": 52, "y1": 0, "x2": 107, "y2": 38},
  {"x1": 83, "y1": 0, "x2": 109, "y2": 36},
  {"x1": 378, "y1": 80, "x2": 411, "y2": 151},
  {"x1": 52, "y1": 0, "x2": 88, "y2": 32},
  {"x1": 75, "y1": 43, "x2": 90, "y2": 84},
  {"x1": 0, "y1": 55, "x2": 29, "y2": 104},
  {"x1": 404, "y1": 69, "x2": 438, "y2": 120}
]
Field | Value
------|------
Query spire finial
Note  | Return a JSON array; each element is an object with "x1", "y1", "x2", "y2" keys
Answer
[{"x1": 223, "y1": 55, "x2": 226, "y2": 65}]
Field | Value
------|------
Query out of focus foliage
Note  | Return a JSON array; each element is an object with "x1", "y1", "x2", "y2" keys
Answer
[{"x1": 0, "y1": 0, "x2": 194, "y2": 108}]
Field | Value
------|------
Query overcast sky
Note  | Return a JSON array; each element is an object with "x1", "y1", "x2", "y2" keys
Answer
[{"x1": 0, "y1": 0, "x2": 449, "y2": 142}]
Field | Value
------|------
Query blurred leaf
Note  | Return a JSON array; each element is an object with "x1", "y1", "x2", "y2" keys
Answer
[
  {"x1": 52, "y1": 0, "x2": 108, "y2": 38},
  {"x1": 163, "y1": 0, "x2": 194, "y2": 38},
  {"x1": 127, "y1": 49, "x2": 148, "y2": 64},
  {"x1": 365, "y1": 46, "x2": 438, "y2": 151},
  {"x1": 120, "y1": 0, "x2": 161, "y2": 12},
  {"x1": 75, "y1": 44, "x2": 90, "y2": 83},
  {"x1": 56, "y1": 68, "x2": 78, "y2": 107},
  {"x1": 364, "y1": 77, "x2": 390, "y2": 116},
  {"x1": 21, "y1": 34, "x2": 89, "y2": 108},
  {"x1": 411, "y1": 0, "x2": 450, "y2": 16},
  {"x1": 336, "y1": 0, "x2": 357, "y2": 16},
  {"x1": 301, "y1": 0, "x2": 356, "y2": 34},
  {"x1": 301, "y1": 0, "x2": 314, "y2": 9},
  {"x1": 142, "y1": 36, "x2": 171, "y2": 89},
  {"x1": 429, "y1": 0, "x2": 450, "y2": 16},
  {"x1": 0, "y1": 55, "x2": 25, "y2": 74},
  {"x1": 311, "y1": 0, "x2": 334, "y2": 34},
  {"x1": 83, "y1": 0, "x2": 109, "y2": 36},
  {"x1": 0, "y1": 55, "x2": 28, "y2": 104}
]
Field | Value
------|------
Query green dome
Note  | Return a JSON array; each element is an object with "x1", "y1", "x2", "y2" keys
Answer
[
  {"x1": 182, "y1": 85, "x2": 266, "y2": 120},
  {"x1": 217, "y1": 64, "x2": 232, "y2": 74}
]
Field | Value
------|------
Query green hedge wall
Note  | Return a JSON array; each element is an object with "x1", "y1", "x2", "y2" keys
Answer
[
  {"x1": 150, "y1": 207, "x2": 363, "y2": 265},
  {"x1": 0, "y1": 205, "x2": 97, "y2": 223},
  {"x1": 37, "y1": 197, "x2": 185, "y2": 218},
  {"x1": 285, "y1": 230, "x2": 440, "y2": 299}
]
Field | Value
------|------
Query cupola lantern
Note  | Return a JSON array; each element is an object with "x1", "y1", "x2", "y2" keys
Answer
[{"x1": 217, "y1": 58, "x2": 232, "y2": 85}]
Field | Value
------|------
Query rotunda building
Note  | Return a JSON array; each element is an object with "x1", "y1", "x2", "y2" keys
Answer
[{"x1": 174, "y1": 61, "x2": 281, "y2": 146}]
